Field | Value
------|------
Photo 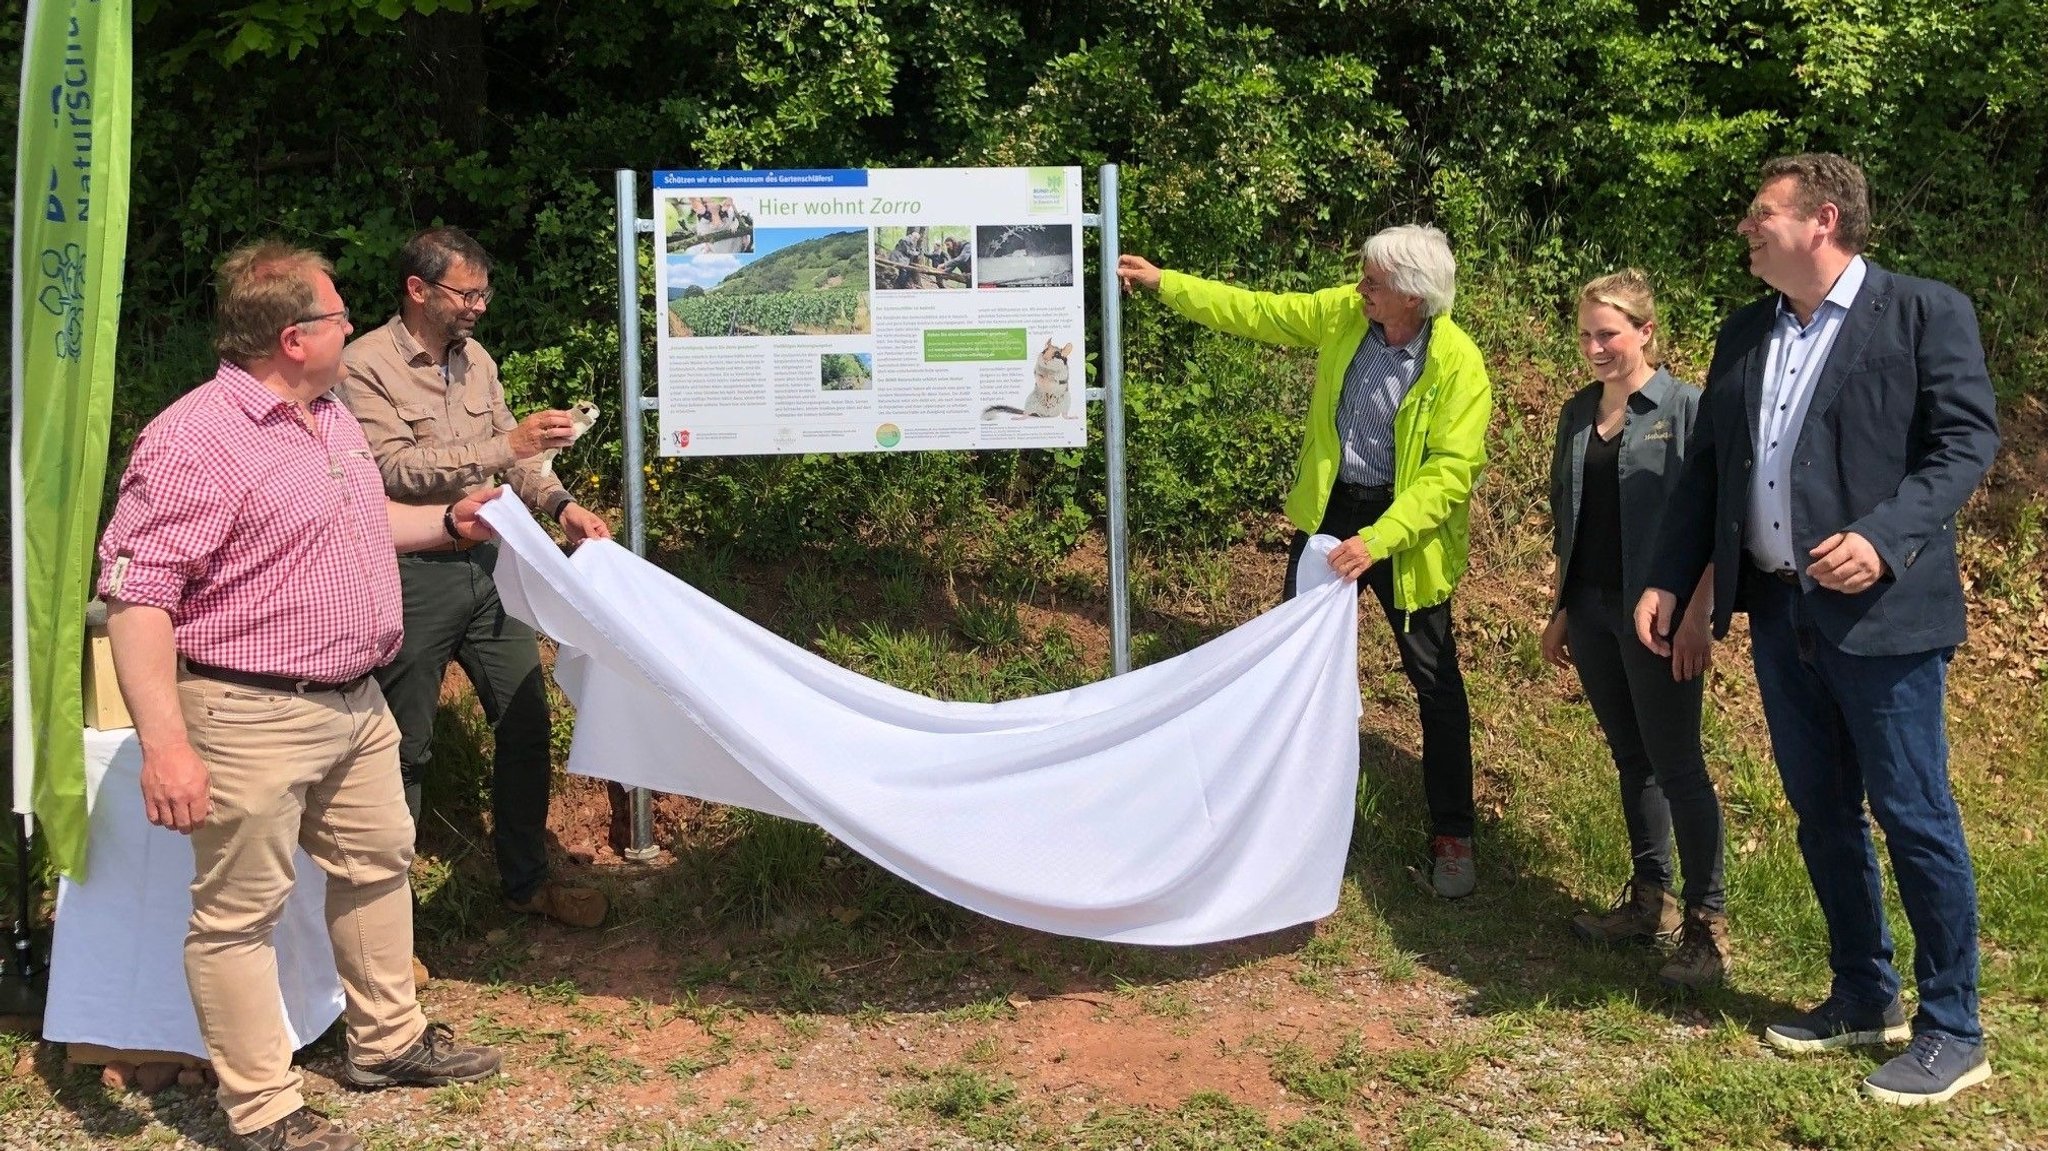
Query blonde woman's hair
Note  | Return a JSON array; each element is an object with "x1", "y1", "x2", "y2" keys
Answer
[
  {"x1": 215, "y1": 241, "x2": 334, "y2": 365},
  {"x1": 1578, "y1": 268, "x2": 1661, "y2": 366}
]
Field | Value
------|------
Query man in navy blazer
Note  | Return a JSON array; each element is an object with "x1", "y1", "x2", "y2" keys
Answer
[{"x1": 1636, "y1": 153, "x2": 1999, "y2": 1106}]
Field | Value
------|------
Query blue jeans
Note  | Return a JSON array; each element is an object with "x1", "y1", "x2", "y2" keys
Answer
[{"x1": 1747, "y1": 575, "x2": 1980, "y2": 1040}]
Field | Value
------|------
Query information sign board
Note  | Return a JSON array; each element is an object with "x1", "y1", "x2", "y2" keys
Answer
[{"x1": 653, "y1": 167, "x2": 1087, "y2": 456}]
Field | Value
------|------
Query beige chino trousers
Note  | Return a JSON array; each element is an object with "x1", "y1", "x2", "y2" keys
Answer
[{"x1": 178, "y1": 672, "x2": 426, "y2": 1133}]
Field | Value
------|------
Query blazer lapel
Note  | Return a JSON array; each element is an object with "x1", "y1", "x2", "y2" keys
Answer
[
  {"x1": 1739, "y1": 307, "x2": 1770, "y2": 455},
  {"x1": 1568, "y1": 411, "x2": 1591, "y2": 528},
  {"x1": 1803, "y1": 264, "x2": 1892, "y2": 425}
]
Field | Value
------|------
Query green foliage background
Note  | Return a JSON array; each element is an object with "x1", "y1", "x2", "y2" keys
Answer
[{"x1": 10, "y1": 0, "x2": 2045, "y2": 561}]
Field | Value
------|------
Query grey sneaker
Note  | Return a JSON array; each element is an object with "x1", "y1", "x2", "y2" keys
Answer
[
  {"x1": 1571, "y1": 880, "x2": 1681, "y2": 947},
  {"x1": 1862, "y1": 1031, "x2": 1991, "y2": 1105},
  {"x1": 236, "y1": 1107, "x2": 363, "y2": 1151},
  {"x1": 1657, "y1": 906, "x2": 1730, "y2": 990},
  {"x1": 1430, "y1": 836, "x2": 1476, "y2": 899},
  {"x1": 345, "y1": 1021, "x2": 502, "y2": 1089},
  {"x1": 1764, "y1": 994, "x2": 1911, "y2": 1054}
]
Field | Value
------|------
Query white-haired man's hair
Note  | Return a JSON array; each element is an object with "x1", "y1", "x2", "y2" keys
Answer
[{"x1": 1361, "y1": 224, "x2": 1457, "y2": 317}]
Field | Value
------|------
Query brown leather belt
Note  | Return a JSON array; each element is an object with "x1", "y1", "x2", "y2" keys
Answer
[
  {"x1": 184, "y1": 659, "x2": 369, "y2": 695},
  {"x1": 407, "y1": 536, "x2": 480, "y2": 555},
  {"x1": 1756, "y1": 565, "x2": 1800, "y2": 586}
]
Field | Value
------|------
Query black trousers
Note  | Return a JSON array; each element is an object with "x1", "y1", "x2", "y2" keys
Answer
[
  {"x1": 1285, "y1": 486, "x2": 1476, "y2": 838},
  {"x1": 1563, "y1": 580, "x2": 1726, "y2": 912},
  {"x1": 379, "y1": 544, "x2": 553, "y2": 903}
]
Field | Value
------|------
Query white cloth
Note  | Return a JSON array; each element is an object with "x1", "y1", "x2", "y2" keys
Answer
[
  {"x1": 42, "y1": 728, "x2": 344, "y2": 1058},
  {"x1": 483, "y1": 496, "x2": 1363, "y2": 945}
]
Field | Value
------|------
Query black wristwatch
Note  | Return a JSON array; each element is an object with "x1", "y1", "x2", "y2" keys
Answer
[{"x1": 442, "y1": 504, "x2": 461, "y2": 541}]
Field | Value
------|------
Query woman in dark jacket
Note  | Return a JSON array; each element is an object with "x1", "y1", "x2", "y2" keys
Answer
[{"x1": 1543, "y1": 270, "x2": 1730, "y2": 988}]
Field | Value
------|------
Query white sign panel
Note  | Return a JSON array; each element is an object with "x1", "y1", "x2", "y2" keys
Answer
[{"x1": 653, "y1": 167, "x2": 1087, "y2": 456}]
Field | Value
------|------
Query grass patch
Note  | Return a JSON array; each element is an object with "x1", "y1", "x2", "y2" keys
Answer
[
  {"x1": 1379, "y1": 1043, "x2": 1481, "y2": 1094},
  {"x1": 888, "y1": 1065, "x2": 1016, "y2": 1119},
  {"x1": 1398, "y1": 1102, "x2": 1505, "y2": 1151},
  {"x1": 888, "y1": 1064, "x2": 1025, "y2": 1141},
  {"x1": 542, "y1": 1038, "x2": 648, "y2": 1086},
  {"x1": 1609, "y1": 1047, "x2": 1943, "y2": 1151},
  {"x1": 1070, "y1": 1091, "x2": 1363, "y2": 1150},
  {"x1": 430, "y1": 1083, "x2": 488, "y2": 1115},
  {"x1": 1268, "y1": 1033, "x2": 1370, "y2": 1104}
]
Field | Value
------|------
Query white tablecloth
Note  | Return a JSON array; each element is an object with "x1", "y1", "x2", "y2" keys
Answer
[
  {"x1": 41, "y1": 728, "x2": 345, "y2": 1058},
  {"x1": 486, "y1": 495, "x2": 1364, "y2": 946}
]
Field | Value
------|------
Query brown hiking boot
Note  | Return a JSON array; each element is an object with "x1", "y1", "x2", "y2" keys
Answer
[
  {"x1": 507, "y1": 879, "x2": 608, "y2": 929},
  {"x1": 1658, "y1": 906, "x2": 1731, "y2": 990},
  {"x1": 1571, "y1": 880, "x2": 1681, "y2": 947},
  {"x1": 236, "y1": 1107, "x2": 362, "y2": 1151},
  {"x1": 344, "y1": 1021, "x2": 502, "y2": 1089},
  {"x1": 410, "y1": 954, "x2": 430, "y2": 986}
]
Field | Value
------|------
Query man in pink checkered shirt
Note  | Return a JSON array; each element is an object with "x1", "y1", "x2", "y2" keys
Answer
[{"x1": 97, "y1": 241, "x2": 504, "y2": 1151}]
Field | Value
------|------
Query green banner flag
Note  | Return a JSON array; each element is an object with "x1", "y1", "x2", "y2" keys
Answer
[{"x1": 10, "y1": 0, "x2": 132, "y2": 878}]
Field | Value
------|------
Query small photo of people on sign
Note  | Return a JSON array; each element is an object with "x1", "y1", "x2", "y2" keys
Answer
[
  {"x1": 873, "y1": 225, "x2": 973, "y2": 290},
  {"x1": 975, "y1": 224, "x2": 1076, "y2": 288}
]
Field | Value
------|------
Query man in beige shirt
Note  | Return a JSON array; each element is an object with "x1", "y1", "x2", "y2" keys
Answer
[{"x1": 338, "y1": 225, "x2": 609, "y2": 932}]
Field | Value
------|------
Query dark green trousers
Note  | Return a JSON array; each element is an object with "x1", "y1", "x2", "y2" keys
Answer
[{"x1": 379, "y1": 543, "x2": 552, "y2": 903}]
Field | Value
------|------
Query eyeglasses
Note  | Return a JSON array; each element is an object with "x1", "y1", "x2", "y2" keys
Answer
[
  {"x1": 291, "y1": 307, "x2": 350, "y2": 328},
  {"x1": 425, "y1": 279, "x2": 494, "y2": 309},
  {"x1": 1739, "y1": 201, "x2": 1813, "y2": 227}
]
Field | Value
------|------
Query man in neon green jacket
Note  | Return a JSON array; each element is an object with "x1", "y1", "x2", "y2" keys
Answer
[{"x1": 1118, "y1": 225, "x2": 1494, "y2": 897}]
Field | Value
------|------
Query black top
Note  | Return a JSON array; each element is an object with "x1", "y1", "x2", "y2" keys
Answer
[
  {"x1": 1548, "y1": 369, "x2": 1702, "y2": 611},
  {"x1": 1567, "y1": 426, "x2": 1624, "y2": 593}
]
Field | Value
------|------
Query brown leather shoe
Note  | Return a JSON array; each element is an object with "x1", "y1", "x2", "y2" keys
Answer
[
  {"x1": 506, "y1": 879, "x2": 608, "y2": 929},
  {"x1": 1571, "y1": 880, "x2": 1682, "y2": 947},
  {"x1": 345, "y1": 1020, "x2": 502, "y2": 1089},
  {"x1": 410, "y1": 954, "x2": 430, "y2": 986},
  {"x1": 1658, "y1": 906, "x2": 1731, "y2": 989},
  {"x1": 236, "y1": 1107, "x2": 363, "y2": 1151}
]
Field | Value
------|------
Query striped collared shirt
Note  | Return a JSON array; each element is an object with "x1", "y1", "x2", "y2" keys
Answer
[
  {"x1": 1336, "y1": 320, "x2": 1431, "y2": 486},
  {"x1": 97, "y1": 361, "x2": 405, "y2": 682}
]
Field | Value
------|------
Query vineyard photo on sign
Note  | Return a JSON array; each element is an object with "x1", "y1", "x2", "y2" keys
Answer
[
  {"x1": 653, "y1": 168, "x2": 1086, "y2": 457},
  {"x1": 666, "y1": 226, "x2": 871, "y2": 338}
]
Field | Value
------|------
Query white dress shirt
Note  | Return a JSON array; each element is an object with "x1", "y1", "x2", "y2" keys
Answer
[{"x1": 1748, "y1": 256, "x2": 1868, "y2": 572}]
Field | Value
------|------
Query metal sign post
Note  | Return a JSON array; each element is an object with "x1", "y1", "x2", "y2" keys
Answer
[
  {"x1": 609, "y1": 166, "x2": 1130, "y2": 859},
  {"x1": 1094, "y1": 165, "x2": 1131, "y2": 675},
  {"x1": 613, "y1": 169, "x2": 659, "y2": 863}
]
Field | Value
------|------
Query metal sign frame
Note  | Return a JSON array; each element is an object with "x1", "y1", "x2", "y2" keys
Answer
[{"x1": 610, "y1": 166, "x2": 1130, "y2": 860}]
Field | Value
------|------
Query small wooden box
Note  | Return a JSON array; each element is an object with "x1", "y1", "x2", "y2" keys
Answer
[{"x1": 83, "y1": 624, "x2": 132, "y2": 731}]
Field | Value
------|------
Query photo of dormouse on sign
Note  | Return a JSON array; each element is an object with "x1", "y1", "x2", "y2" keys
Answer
[{"x1": 982, "y1": 339, "x2": 1074, "y2": 419}]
